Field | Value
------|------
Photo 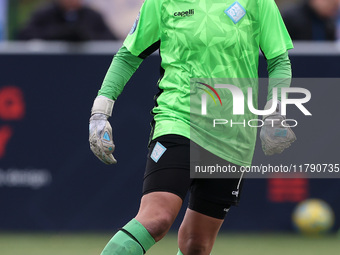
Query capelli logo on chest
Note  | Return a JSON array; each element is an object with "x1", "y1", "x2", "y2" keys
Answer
[{"x1": 174, "y1": 9, "x2": 194, "y2": 17}]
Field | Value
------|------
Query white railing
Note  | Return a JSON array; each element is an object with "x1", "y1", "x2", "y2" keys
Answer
[{"x1": 0, "y1": 41, "x2": 339, "y2": 55}]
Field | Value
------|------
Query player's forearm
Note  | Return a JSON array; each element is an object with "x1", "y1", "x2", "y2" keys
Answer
[
  {"x1": 266, "y1": 51, "x2": 292, "y2": 101},
  {"x1": 98, "y1": 45, "x2": 143, "y2": 100}
]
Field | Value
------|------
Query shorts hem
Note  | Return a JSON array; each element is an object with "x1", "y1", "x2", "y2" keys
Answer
[
  {"x1": 142, "y1": 188, "x2": 187, "y2": 201},
  {"x1": 144, "y1": 167, "x2": 189, "y2": 179}
]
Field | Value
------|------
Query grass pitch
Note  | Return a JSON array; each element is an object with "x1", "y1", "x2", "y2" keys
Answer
[{"x1": 0, "y1": 232, "x2": 338, "y2": 255}]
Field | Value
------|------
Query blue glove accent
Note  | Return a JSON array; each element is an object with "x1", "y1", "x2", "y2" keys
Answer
[
  {"x1": 274, "y1": 129, "x2": 288, "y2": 137},
  {"x1": 103, "y1": 131, "x2": 110, "y2": 141}
]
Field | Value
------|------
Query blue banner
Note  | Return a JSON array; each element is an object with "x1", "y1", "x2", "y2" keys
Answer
[{"x1": 0, "y1": 50, "x2": 339, "y2": 232}]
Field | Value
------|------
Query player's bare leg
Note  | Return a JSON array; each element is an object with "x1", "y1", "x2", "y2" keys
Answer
[
  {"x1": 177, "y1": 209, "x2": 224, "y2": 255},
  {"x1": 101, "y1": 191, "x2": 182, "y2": 255},
  {"x1": 135, "y1": 191, "x2": 183, "y2": 241}
]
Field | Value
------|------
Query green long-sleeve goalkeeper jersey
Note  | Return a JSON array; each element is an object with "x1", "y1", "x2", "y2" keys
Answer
[{"x1": 100, "y1": 0, "x2": 293, "y2": 166}]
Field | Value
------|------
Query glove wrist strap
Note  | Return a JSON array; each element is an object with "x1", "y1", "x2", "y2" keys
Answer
[
  {"x1": 262, "y1": 99, "x2": 283, "y2": 120},
  {"x1": 91, "y1": 95, "x2": 115, "y2": 117}
]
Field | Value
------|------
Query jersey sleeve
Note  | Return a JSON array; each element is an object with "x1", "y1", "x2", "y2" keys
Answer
[
  {"x1": 98, "y1": 46, "x2": 143, "y2": 100},
  {"x1": 259, "y1": 0, "x2": 294, "y2": 60},
  {"x1": 123, "y1": 0, "x2": 161, "y2": 58},
  {"x1": 267, "y1": 51, "x2": 292, "y2": 101}
]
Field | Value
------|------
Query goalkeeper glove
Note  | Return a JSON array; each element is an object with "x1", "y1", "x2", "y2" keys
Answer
[
  {"x1": 89, "y1": 95, "x2": 117, "y2": 164},
  {"x1": 260, "y1": 100, "x2": 296, "y2": 156}
]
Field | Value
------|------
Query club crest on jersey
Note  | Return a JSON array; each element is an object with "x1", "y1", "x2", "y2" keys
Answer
[
  {"x1": 224, "y1": 1, "x2": 246, "y2": 24},
  {"x1": 129, "y1": 12, "x2": 140, "y2": 35}
]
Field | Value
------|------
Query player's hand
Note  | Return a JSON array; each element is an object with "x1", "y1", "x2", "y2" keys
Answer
[
  {"x1": 260, "y1": 100, "x2": 296, "y2": 156},
  {"x1": 89, "y1": 113, "x2": 117, "y2": 164},
  {"x1": 89, "y1": 96, "x2": 117, "y2": 164}
]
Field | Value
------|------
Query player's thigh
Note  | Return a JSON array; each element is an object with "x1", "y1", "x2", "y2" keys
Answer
[
  {"x1": 137, "y1": 135, "x2": 191, "y2": 240},
  {"x1": 189, "y1": 176, "x2": 244, "y2": 220},
  {"x1": 143, "y1": 134, "x2": 191, "y2": 201},
  {"x1": 189, "y1": 141, "x2": 244, "y2": 219}
]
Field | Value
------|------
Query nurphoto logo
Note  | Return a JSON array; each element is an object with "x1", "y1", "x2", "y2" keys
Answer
[{"x1": 198, "y1": 83, "x2": 311, "y2": 128}]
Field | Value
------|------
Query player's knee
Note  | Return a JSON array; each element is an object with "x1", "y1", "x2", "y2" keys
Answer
[
  {"x1": 142, "y1": 213, "x2": 174, "y2": 242},
  {"x1": 181, "y1": 236, "x2": 210, "y2": 255}
]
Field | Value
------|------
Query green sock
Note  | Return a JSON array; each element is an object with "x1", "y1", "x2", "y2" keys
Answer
[
  {"x1": 177, "y1": 249, "x2": 184, "y2": 255},
  {"x1": 101, "y1": 218, "x2": 155, "y2": 255}
]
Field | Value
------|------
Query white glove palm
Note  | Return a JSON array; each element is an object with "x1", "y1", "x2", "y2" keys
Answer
[
  {"x1": 89, "y1": 96, "x2": 117, "y2": 164},
  {"x1": 260, "y1": 100, "x2": 296, "y2": 156},
  {"x1": 89, "y1": 113, "x2": 117, "y2": 164}
]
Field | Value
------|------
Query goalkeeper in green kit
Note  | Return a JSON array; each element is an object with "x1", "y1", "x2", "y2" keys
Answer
[{"x1": 89, "y1": 0, "x2": 296, "y2": 254}]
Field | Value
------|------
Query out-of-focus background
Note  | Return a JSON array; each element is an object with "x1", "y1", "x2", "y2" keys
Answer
[
  {"x1": 1, "y1": 0, "x2": 340, "y2": 254},
  {"x1": 2, "y1": 0, "x2": 339, "y2": 41}
]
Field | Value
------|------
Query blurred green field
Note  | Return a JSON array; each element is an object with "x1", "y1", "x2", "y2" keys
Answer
[{"x1": 0, "y1": 232, "x2": 339, "y2": 255}]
